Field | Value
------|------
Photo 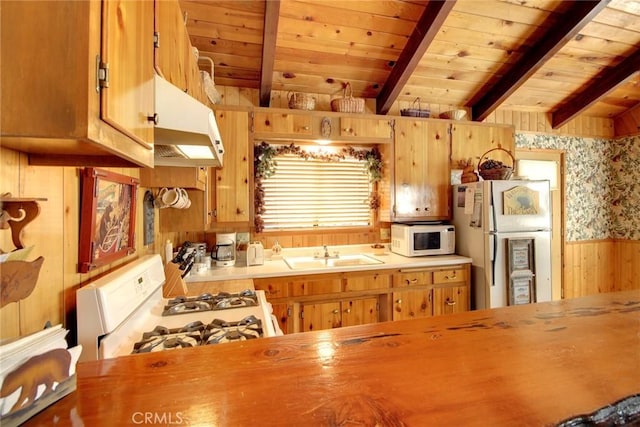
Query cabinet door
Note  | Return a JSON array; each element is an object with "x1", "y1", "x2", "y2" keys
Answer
[
  {"x1": 271, "y1": 302, "x2": 294, "y2": 334},
  {"x1": 393, "y1": 119, "x2": 450, "y2": 220},
  {"x1": 433, "y1": 285, "x2": 468, "y2": 316},
  {"x1": 253, "y1": 111, "x2": 313, "y2": 137},
  {"x1": 450, "y1": 123, "x2": 515, "y2": 169},
  {"x1": 301, "y1": 301, "x2": 342, "y2": 332},
  {"x1": 341, "y1": 298, "x2": 379, "y2": 327},
  {"x1": 392, "y1": 290, "x2": 432, "y2": 321},
  {"x1": 102, "y1": 0, "x2": 155, "y2": 147},
  {"x1": 214, "y1": 109, "x2": 250, "y2": 222},
  {"x1": 339, "y1": 117, "x2": 393, "y2": 139}
]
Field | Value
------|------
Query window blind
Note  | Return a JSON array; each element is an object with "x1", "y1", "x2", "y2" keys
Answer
[{"x1": 261, "y1": 154, "x2": 372, "y2": 229}]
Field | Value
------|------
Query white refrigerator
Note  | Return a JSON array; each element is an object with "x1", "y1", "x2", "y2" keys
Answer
[{"x1": 452, "y1": 180, "x2": 552, "y2": 310}]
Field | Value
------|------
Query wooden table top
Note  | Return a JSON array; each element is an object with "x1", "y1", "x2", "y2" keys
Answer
[{"x1": 27, "y1": 290, "x2": 640, "y2": 426}]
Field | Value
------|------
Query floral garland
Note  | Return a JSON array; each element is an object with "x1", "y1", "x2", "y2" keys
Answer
[{"x1": 254, "y1": 142, "x2": 383, "y2": 232}]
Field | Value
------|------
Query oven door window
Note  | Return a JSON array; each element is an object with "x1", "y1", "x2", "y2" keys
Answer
[{"x1": 414, "y1": 232, "x2": 441, "y2": 251}]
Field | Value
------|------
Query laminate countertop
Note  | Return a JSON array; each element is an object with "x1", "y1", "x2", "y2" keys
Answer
[
  {"x1": 27, "y1": 290, "x2": 640, "y2": 426},
  {"x1": 186, "y1": 246, "x2": 472, "y2": 282}
]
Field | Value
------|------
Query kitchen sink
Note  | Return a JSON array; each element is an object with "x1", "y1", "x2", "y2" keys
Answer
[{"x1": 284, "y1": 254, "x2": 383, "y2": 270}]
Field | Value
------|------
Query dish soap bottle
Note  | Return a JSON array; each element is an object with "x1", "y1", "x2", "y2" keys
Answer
[{"x1": 271, "y1": 240, "x2": 282, "y2": 259}]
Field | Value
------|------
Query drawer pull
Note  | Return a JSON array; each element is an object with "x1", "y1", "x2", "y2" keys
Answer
[
  {"x1": 344, "y1": 308, "x2": 351, "y2": 314},
  {"x1": 395, "y1": 299, "x2": 402, "y2": 304},
  {"x1": 405, "y1": 279, "x2": 418, "y2": 285},
  {"x1": 445, "y1": 299, "x2": 456, "y2": 306},
  {"x1": 444, "y1": 272, "x2": 457, "y2": 280},
  {"x1": 332, "y1": 309, "x2": 339, "y2": 314}
]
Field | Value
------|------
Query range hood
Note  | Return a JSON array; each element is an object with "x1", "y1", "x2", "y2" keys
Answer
[{"x1": 153, "y1": 75, "x2": 224, "y2": 167}]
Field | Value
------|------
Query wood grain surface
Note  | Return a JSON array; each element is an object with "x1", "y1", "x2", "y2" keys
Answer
[{"x1": 27, "y1": 290, "x2": 640, "y2": 426}]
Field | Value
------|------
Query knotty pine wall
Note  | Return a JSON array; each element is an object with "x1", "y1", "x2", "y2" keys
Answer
[
  {"x1": 1, "y1": 86, "x2": 637, "y2": 341},
  {"x1": 0, "y1": 148, "x2": 159, "y2": 341}
]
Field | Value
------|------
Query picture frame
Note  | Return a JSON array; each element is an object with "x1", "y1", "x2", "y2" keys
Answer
[{"x1": 78, "y1": 168, "x2": 139, "y2": 273}]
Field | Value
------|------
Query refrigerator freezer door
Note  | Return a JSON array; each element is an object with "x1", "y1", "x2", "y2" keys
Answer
[
  {"x1": 487, "y1": 230, "x2": 552, "y2": 309},
  {"x1": 490, "y1": 180, "x2": 551, "y2": 232}
]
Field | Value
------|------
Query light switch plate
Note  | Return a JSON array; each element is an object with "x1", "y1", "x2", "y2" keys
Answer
[{"x1": 237, "y1": 232, "x2": 250, "y2": 243}]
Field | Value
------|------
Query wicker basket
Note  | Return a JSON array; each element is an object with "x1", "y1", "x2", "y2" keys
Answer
[
  {"x1": 401, "y1": 97, "x2": 430, "y2": 118},
  {"x1": 288, "y1": 92, "x2": 316, "y2": 110},
  {"x1": 477, "y1": 147, "x2": 515, "y2": 180},
  {"x1": 439, "y1": 109, "x2": 467, "y2": 120},
  {"x1": 330, "y1": 83, "x2": 365, "y2": 113}
]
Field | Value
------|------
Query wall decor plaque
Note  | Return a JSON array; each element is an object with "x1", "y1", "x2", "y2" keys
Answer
[
  {"x1": 78, "y1": 168, "x2": 139, "y2": 273},
  {"x1": 503, "y1": 185, "x2": 540, "y2": 215}
]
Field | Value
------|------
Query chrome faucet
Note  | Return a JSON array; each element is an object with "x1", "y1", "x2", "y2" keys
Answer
[{"x1": 315, "y1": 245, "x2": 339, "y2": 259}]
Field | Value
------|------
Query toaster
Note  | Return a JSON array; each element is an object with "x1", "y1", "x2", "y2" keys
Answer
[{"x1": 247, "y1": 242, "x2": 264, "y2": 266}]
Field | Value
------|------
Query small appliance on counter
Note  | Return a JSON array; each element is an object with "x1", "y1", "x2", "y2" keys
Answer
[
  {"x1": 390, "y1": 223, "x2": 455, "y2": 257},
  {"x1": 212, "y1": 232, "x2": 236, "y2": 267},
  {"x1": 247, "y1": 242, "x2": 264, "y2": 266}
]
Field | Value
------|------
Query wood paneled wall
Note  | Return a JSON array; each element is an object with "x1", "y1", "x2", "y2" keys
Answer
[
  {"x1": 0, "y1": 148, "x2": 155, "y2": 341},
  {"x1": 564, "y1": 240, "x2": 640, "y2": 299}
]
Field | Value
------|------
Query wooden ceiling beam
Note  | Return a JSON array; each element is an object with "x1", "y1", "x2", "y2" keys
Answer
[
  {"x1": 471, "y1": 0, "x2": 610, "y2": 122},
  {"x1": 376, "y1": 0, "x2": 456, "y2": 115},
  {"x1": 259, "y1": 0, "x2": 280, "y2": 107},
  {"x1": 552, "y1": 48, "x2": 640, "y2": 129}
]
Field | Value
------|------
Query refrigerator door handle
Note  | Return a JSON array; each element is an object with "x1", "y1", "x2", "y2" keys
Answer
[{"x1": 489, "y1": 233, "x2": 496, "y2": 287}]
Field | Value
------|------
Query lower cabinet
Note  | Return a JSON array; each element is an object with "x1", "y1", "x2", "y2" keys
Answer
[
  {"x1": 392, "y1": 289, "x2": 432, "y2": 321},
  {"x1": 254, "y1": 263, "x2": 470, "y2": 334},
  {"x1": 299, "y1": 297, "x2": 379, "y2": 332}
]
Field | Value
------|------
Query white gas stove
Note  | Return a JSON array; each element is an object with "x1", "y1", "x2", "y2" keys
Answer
[{"x1": 77, "y1": 254, "x2": 279, "y2": 362}]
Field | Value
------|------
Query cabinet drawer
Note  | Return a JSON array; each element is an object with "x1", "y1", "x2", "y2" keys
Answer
[
  {"x1": 433, "y1": 268, "x2": 467, "y2": 284},
  {"x1": 254, "y1": 279, "x2": 289, "y2": 299},
  {"x1": 344, "y1": 273, "x2": 390, "y2": 291},
  {"x1": 393, "y1": 271, "x2": 432, "y2": 287},
  {"x1": 291, "y1": 278, "x2": 342, "y2": 297},
  {"x1": 433, "y1": 285, "x2": 468, "y2": 316}
]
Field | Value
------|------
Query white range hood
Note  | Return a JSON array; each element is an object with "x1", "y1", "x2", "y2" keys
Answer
[{"x1": 153, "y1": 75, "x2": 224, "y2": 167}]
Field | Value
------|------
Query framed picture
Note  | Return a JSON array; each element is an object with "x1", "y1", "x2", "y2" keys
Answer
[{"x1": 78, "y1": 168, "x2": 139, "y2": 273}]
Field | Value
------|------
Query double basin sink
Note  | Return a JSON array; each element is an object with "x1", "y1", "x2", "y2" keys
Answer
[{"x1": 284, "y1": 254, "x2": 383, "y2": 270}]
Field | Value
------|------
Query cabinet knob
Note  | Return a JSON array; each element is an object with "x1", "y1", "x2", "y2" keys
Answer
[
  {"x1": 444, "y1": 272, "x2": 457, "y2": 280},
  {"x1": 332, "y1": 309, "x2": 339, "y2": 314},
  {"x1": 344, "y1": 308, "x2": 351, "y2": 314},
  {"x1": 445, "y1": 298, "x2": 457, "y2": 306},
  {"x1": 147, "y1": 113, "x2": 159, "y2": 125},
  {"x1": 236, "y1": 208, "x2": 245, "y2": 215},
  {"x1": 395, "y1": 299, "x2": 402, "y2": 304},
  {"x1": 303, "y1": 126, "x2": 310, "y2": 130}
]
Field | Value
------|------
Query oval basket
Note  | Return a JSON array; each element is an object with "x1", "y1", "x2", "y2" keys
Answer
[
  {"x1": 288, "y1": 92, "x2": 316, "y2": 110},
  {"x1": 477, "y1": 147, "x2": 515, "y2": 180},
  {"x1": 330, "y1": 83, "x2": 365, "y2": 113},
  {"x1": 401, "y1": 97, "x2": 430, "y2": 118}
]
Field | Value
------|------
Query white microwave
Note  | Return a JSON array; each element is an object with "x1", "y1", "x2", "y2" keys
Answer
[{"x1": 390, "y1": 224, "x2": 455, "y2": 257}]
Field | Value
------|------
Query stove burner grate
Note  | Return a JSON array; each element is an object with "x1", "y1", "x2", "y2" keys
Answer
[
  {"x1": 131, "y1": 316, "x2": 263, "y2": 354},
  {"x1": 162, "y1": 290, "x2": 259, "y2": 316}
]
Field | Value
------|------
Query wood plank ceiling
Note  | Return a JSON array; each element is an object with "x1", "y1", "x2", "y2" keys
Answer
[{"x1": 182, "y1": 0, "x2": 640, "y2": 127}]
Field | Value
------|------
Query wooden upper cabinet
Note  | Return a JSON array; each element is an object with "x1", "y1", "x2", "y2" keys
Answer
[
  {"x1": 155, "y1": 0, "x2": 208, "y2": 105},
  {"x1": 0, "y1": 0, "x2": 154, "y2": 167},
  {"x1": 392, "y1": 118, "x2": 451, "y2": 221},
  {"x1": 450, "y1": 122, "x2": 515, "y2": 169},
  {"x1": 213, "y1": 109, "x2": 250, "y2": 223},
  {"x1": 339, "y1": 117, "x2": 393, "y2": 139},
  {"x1": 253, "y1": 111, "x2": 313, "y2": 138},
  {"x1": 139, "y1": 166, "x2": 207, "y2": 190},
  {"x1": 154, "y1": 0, "x2": 188, "y2": 90},
  {"x1": 252, "y1": 108, "x2": 393, "y2": 143}
]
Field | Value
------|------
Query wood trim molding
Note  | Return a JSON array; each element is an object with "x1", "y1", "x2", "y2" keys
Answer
[{"x1": 259, "y1": 0, "x2": 280, "y2": 107}]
